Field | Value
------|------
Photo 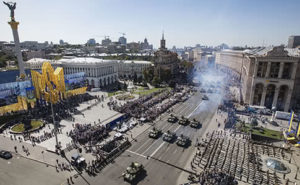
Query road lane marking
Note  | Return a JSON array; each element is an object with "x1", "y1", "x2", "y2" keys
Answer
[
  {"x1": 148, "y1": 125, "x2": 182, "y2": 158},
  {"x1": 187, "y1": 101, "x2": 203, "y2": 118},
  {"x1": 141, "y1": 139, "x2": 162, "y2": 155},
  {"x1": 126, "y1": 150, "x2": 147, "y2": 158},
  {"x1": 135, "y1": 139, "x2": 152, "y2": 153},
  {"x1": 150, "y1": 142, "x2": 165, "y2": 158},
  {"x1": 173, "y1": 148, "x2": 177, "y2": 154}
]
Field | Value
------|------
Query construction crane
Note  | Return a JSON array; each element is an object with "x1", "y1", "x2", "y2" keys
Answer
[{"x1": 119, "y1": 32, "x2": 126, "y2": 37}]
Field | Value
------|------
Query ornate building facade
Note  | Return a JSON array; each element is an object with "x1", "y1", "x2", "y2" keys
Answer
[
  {"x1": 153, "y1": 34, "x2": 179, "y2": 77},
  {"x1": 25, "y1": 57, "x2": 118, "y2": 88},
  {"x1": 216, "y1": 46, "x2": 300, "y2": 112}
]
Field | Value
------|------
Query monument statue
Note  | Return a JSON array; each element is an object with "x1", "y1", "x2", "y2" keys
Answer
[
  {"x1": 3, "y1": 1, "x2": 16, "y2": 21},
  {"x1": 3, "y1": 1, "x2": 26, "y2": 78}
]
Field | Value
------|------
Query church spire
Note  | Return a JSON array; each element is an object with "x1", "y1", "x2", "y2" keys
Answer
[{"x1": 160, "y1": 31, "x2": 166, "y2": 49}]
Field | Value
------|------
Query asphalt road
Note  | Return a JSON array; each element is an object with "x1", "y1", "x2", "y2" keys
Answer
[
  {"x1": 0, "y1": 154, "x2": 71, "y2": 185},
  {"x1": 74, "y1": 90, "x2": 223, "y2": 185}
]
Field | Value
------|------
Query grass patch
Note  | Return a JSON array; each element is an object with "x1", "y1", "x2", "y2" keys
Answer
[
  {"x1": 116, "y1": 94, "x2": 135, "y2": 101},
  {"x1": 11, "y1": 120, "x2": 43, "y2": 133},
  {"x1": 108, "y1": 91, "x2": 125, "y2": 97},
  {"x1": 133, "y1": 87, "x2": 170, "y2": 96},
  {"x1": 238, "y1": 123, "x2": 283, "y2": 140}
]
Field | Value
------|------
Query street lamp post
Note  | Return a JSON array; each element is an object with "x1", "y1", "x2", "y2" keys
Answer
[{"x1": 46, "y1": 72, "x2": 59, "y2": 151}]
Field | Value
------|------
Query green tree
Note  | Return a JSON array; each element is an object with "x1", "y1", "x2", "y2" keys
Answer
[
  {"x1": 160, "y1": 68, "x2": 172, "y2": 82},
  {"x1": 152, "y1": 76, "x2": 161, "y2": 87},
  {"x1": 133, "y1": 72, "x2": 138, "y2": 82}
]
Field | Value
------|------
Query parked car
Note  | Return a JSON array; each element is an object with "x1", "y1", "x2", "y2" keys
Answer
[
  {"x1": 114, "y1": 133, "x2": 124, "y2": 140},
  {"x1": 118, "y1": 125, "x2": 129, "y2": 133},
  {"x1": 71, "y1": 153, "x2": 86, "y2": 170},
  {"x1": 128, "y1": 120, "x2": 137, "y2": 129},
  {"x1": 0, "y1": 150, "x2": 12, "y2": 159}
]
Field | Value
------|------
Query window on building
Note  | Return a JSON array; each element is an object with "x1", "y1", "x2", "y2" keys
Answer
[
  {"x1": 270, "y1": 62, "x2": 280, "y2": 78},
  {"x1": 282, "y1": 63, "x2": 291, "y2": 79},
  {"x1": 256, "y1": 62, "x2": 267, "y2": 77}
]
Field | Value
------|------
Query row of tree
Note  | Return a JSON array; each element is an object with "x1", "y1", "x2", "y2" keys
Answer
[{"x1": 0, "y1": 51, "x2": 17, "y2": 68}]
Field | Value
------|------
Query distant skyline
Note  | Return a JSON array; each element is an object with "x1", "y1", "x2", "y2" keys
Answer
[{"x1": 1, "y1": 0, "x2": 300, "y2": 48}]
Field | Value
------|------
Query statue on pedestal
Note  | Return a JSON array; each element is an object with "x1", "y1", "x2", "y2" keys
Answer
[{"x1": 3, "y1": 1, "x2": 16, "y2": 21}]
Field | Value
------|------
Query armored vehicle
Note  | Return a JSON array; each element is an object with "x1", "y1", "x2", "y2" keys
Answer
[
  {"x1": 163, "y1": 130, "x2": 176, "y2": 142},
  {"x1": 202, "y1": 95, "x2": 209, "y2": 100},
  {"x1": 168, "y1": 114, "x2": 178, "y2": 123},
  {"x1": 179, "y1": 116, "x2": 190, "y2": 126},
  {"x1": 148, "y1": 127, "x2": 161, "y2": 139},
  {"x1": 122, "y1": 162, "x2": 145, "y2": 182},
  {"x1": 190, "y1": 119, "x2": 201, "y2": 128},
  {"x1": 176, "y1": 134, "x2": 190, "y2": 147}
]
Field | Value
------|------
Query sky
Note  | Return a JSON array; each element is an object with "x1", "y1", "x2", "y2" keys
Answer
[{"x1": 0, "y1": 0, "x2": 300, "y2": 48}]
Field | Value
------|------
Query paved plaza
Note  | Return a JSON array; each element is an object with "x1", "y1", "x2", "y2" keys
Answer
[{"x1": 0, "y1": 74, "x2": 300, "y2": 185}]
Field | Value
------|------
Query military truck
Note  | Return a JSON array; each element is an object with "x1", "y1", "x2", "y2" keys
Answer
[
  {"x1": 163, "y1": 130, "x2": 176, "y2": 142},
  {"x1": 202, "y1": 94, "x2": 209, "y2": 100},
  {"x1": 148, "y1": 127, "x2": 161, "y2": 139},
  {"x1": 122, "y1": 162, "x2": 145, "y2": 182},
  {"x1": 176, "y1": 134, "x2": 190, "y2": 147},
  {"x1": 167, "y1": 114, "x2": 178, "y2": 123},
  {"x1": 190, "y1": 119, "x2": 201, "y2": 128},
  {"x1": 179, "y1": 116, "x2": 190, "y2": 126}
]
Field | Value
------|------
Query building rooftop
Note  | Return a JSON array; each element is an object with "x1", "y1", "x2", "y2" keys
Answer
[
  {"x1": 245, "y1": 46, "x2": 300, "y2": 57},
  {"x1": 120, "y1": 60, "x2": 152, "y2": 64},
  {"x1": 25, "y1": 58, "x2": 52, "y2": 64},
  {"x1": 59, "y1": 57, "x2": 116, "y2": 64}
]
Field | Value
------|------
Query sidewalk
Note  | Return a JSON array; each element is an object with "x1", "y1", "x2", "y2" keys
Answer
[{"x1": 0, "y1": 135, "x2": 70, "y2": 168}]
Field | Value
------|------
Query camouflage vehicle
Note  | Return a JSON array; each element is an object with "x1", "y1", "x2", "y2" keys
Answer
[
  {"x1": 122, "y1": 162, "x2": 145, "y2": 182},
  {"x1": 148, "y1": 127, "x2": 161, "y2": 139},
  {"x1": 176, "y1": 134, "x2": 190, "y2": 147},
  {"x1": 163, "y1": 130, "x2": 176, "y2": 142},
  {"x1": 202, "y1": 94, "x2": 209, "y2": 100},
  {"x1": 179, "y1": 116, "x2": 190, "y2": 126},
  {"x1": 167, "y1": 114, "x2": 178, "y2": 123},
  {"x1": 190, "y1": 119, "x2": 201, "y2": 128},
  {"x1": 200, "y1": 88, "x2": 206, "y2": 93}
]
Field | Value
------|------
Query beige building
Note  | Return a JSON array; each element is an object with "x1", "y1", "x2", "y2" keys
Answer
[
  {"x1": 118, "y1": 60, "x2": 152, "y2": 79},
  {"x1": 216, "y1": 46, "x2": 300, "y2": 112},
  {"x1": 25, "y1": 57, "x2": 118, "y2": 88},
  {"x1": 154, "y1": 34, "x2": 179, "y2": 76}
]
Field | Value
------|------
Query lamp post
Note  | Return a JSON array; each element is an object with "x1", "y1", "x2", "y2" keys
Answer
[{"x1": 46, "y1": 72, "x2": 59, "y2": 151}]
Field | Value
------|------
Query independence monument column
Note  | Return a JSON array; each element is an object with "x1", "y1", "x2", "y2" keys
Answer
[{"x1": 3, "y1": 1, "x2": 26, "y2": 79}]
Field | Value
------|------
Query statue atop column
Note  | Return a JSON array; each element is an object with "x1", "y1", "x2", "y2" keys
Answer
[{"x1": 3, "y1": 1, "x2": 16, "y2": 21}]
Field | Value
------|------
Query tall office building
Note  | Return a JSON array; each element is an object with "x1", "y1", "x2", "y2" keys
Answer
[
  {"x1": 288, "y1": 36, "x2": 300, "y2": 48},
  {"x1": 118, "y1": 36, "x2": 127, "y2": 45},
  {"x1": 87, "y1": 38, "x2": 96, "y2": 46}
]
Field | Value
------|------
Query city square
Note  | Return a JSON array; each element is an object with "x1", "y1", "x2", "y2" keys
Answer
[{"x1": 1, "y1": 1, "x2": 300, "y2": 185}]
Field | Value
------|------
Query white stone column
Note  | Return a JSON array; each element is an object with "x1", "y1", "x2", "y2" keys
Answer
[
  {"x1": 265, "y1": 62, "x2": 271, "y2": 78},
  {"x1": 272, "y1": 87, "x2": 280, "y2": 108},
  {"x1": 278, "y1": 62, "x2": 284, "y2": 78},
  {"x1": 260, "y1": 87, "x2": 267, "y2": 106},
  {"x1": 253, "y1": 59, "x2": 259, "y2": 77},
  {"x1": 9, "y1": 21, "x2": 25, "y2": 78},
  {"x1": 284, "y1": 89, "x2": 293, "y2": 112},
  {"x1": 291, "y1": 63, "x2": 298, "y2": 80},
  {"x1": 250, "y1": 85, "x2": 255, "y2": 105}
]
